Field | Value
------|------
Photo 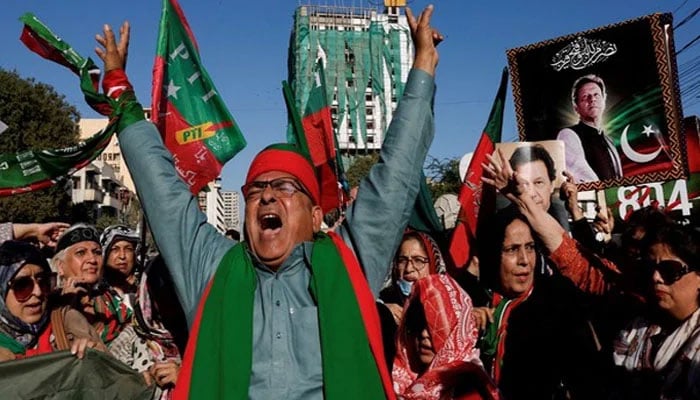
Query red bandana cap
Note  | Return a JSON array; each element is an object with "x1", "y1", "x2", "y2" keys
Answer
[{"x1": 245, "y1": 143, "x2": 320, "y2": 205}]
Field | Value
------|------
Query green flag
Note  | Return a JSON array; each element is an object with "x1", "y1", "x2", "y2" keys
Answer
[
  {"x1": 152, "y1": 0, "x2": 247, "y2": 194},
  {"x1": 11, "y1": 13, "x2": 125, "y2": 197}
]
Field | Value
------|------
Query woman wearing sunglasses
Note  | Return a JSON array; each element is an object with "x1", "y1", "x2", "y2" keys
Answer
[
  {"x1": 500, "y1": 167, "x2": 700, "y2": 399},
  {"x1": 608, "y1": 218, "x2": 700, "y2": 399},
  {"x1": 0, "y1": 240, "x2": 106, "y2": 361}
]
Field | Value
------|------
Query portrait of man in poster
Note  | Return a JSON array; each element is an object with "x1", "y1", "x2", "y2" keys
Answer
[
  {"x1": 556, "y1": 74, "x2": 623, "y2": 183},
  {"x1": 506, "y1": 13, "x2": 684, "y2": 190}
]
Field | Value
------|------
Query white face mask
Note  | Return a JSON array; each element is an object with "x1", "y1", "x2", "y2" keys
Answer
[{"x1": 397, "y1": 278, "x2": 413, "y2": 296}]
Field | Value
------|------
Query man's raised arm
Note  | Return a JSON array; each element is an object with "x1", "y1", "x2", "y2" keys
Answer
[
  {"x1": 94, "y1": 22, "x2": 233, "y2": 326},
  {"x1": 338, "y1": 5, "x2": 443, "y2": 295}
]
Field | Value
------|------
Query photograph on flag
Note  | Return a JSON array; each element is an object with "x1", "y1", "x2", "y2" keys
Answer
[{"x1": 507, "y1": 13, "x2": 685, "y2": 191}]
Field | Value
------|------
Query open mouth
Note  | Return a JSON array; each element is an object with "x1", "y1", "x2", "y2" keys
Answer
[{"x1": 260, "y1": 214, "x2": 282, "y2": 230}]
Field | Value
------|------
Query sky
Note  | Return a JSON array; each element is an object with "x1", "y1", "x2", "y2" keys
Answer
[{"x1": 1, "y1": 0, "x2": 699, "y2": 194}]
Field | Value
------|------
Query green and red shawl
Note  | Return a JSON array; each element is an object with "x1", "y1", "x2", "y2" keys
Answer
[{"x1": 174, "y1": 232, "x2": 395, "y2": 400}]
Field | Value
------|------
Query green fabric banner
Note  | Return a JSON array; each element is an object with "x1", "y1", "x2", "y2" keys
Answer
[
  {"x1": 7, "y1": 13, "x2": 124, "y2": 197},
  {"x1": 0, "y1": 349, "x2": 154, "y2": 399}
]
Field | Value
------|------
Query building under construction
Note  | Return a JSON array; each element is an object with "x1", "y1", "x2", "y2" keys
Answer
[{"x1": 288, "y1": 0, "x2": 412, "y2": 158}]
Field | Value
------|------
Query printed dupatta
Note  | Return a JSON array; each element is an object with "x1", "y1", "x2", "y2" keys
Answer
[{"x1": 392, "y1": 274, "x2": 498, "y2": 399}]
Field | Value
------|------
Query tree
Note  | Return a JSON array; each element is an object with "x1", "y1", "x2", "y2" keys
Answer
[
  {"x1": 345, "y1": 153, "x2": 463, "y2": 200},
  {"x1": 345, "y1": 153, "x2": 379, "y2": 188},
  {"x1": 0, "y1": 69, "x2": 79, "y2": 222},
  {"x1": 425, "y1": 156, "x2": 462, "y2": 200},
  {"x1": 95, "y1": 209, "x2": 119, "y2": 231}
]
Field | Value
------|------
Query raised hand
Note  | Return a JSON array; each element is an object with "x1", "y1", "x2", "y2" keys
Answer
[
  {"x1": 560, "y1": 171, "x2": 584, "y2": 221},
  {"x1": 481, "y1": 148, "x2": 514, "y2": 193},
  {"x1": 406, "y1": 5, "x2": 443, "y2": 76},
  {"x1": 37, "y1": 222, "x2": 68, "y2": 247},
  {"x1": 12, "y1": 222, "x2": 69, "y2": 247},
  {"x1": 95, "y1": 22, "x2": 130, "y2": 72},
  {"x1": 472, "y1": 307, "x2": 494, "y2": 331},
  {"x1": 592, "y1": 206, "x2": 614, "y2": 243}
]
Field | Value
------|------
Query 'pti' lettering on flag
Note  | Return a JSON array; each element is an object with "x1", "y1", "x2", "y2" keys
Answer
[{"x1": 152, "y1": 0, "x2": 246, "y2": 194}]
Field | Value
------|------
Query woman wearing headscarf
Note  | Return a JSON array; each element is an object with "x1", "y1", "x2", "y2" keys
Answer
[
  {"x1": 488, "y1": 156, "x2": 700, "y2": 398},
  {"x1": 101, "y1": 224, "x2": 142, "y2": 298},
  {"x1": 52, "y1": 223, "x2": 132, "y2": 347},
  {"x1": 392, "y1": 274, "x2": 498, "y2": 400},
  {"x1": 0, "y1": 240, "x2": 105, "y2": 361},
  {"x1": 377, "y1": 230, "x2": 448, "y2": 371},
  {"x1": 524, "y1": 204, "x2": 700, "y2": 399},
  {"x1": 380, "y1": 230, "x2": 447, "y2": 323},
  {"x1": 132, "y1": 263, "x2": 183, "y2": 399},
  {"x1": 101, "y1": 224, "x2": 182, "y2": 399}
]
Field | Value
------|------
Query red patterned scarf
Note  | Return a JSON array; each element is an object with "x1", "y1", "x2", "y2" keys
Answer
[{"x1": 392, "y1": 274, "x2": 498, "y2": 399}]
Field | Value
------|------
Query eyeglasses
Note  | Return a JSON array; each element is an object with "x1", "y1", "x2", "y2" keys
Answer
[
  {"x1": 7, "y1": 272, "x2": 53, "y2": 302},
  {"x1": 651, "y1": 260, "x2": 693, "y2": 285},
  {"x1": 241, "y1": 178, "x2": 309, "y2": 202},
  {"x1": 396, "y1": 256, "x2": 430, "y2": 270}
]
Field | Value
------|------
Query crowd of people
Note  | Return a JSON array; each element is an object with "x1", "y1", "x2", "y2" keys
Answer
[{"x1": 0, "y1": 4, "x2": 698, "y2": 400}]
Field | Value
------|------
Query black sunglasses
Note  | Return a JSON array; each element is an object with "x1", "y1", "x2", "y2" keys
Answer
[
  {"x1": 651, "y1": 260, "x2": 692, "y2": 285},
  {"x1": 7, "y1": 272, "x2": 53, "y2": 302}
]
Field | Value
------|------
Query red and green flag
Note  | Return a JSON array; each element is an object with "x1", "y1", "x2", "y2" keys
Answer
[
  {"x1": 6, "y1": 13, "x2": 121, "y2": 197},
  {"x1": 283, "y1": 58, "x2": 346, "y2": 213},
  {"x1": 152, "y1": 0, "x2": 246, "y2": 194},
  {"x1": 448, "y1": 68, "x2": 508, "y2": 268}
]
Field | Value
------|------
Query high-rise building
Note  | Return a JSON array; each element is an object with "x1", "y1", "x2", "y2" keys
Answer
[
  {"x1": 288, "y1": 0, "x2": 412, "y2": 157},
  {"x1": 197, "y1": 177, "x2": 227, "y2": 233},
  {"x1": 221, "y1": 190, "x2": 241, "y2": 233}
]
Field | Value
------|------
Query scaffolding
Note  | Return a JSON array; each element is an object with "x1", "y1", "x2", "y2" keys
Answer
[{"x1": 288, "y1": 3, "x2": 413, "y2": 157}]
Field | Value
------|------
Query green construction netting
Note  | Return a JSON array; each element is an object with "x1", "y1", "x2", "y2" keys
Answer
[{"x1": 289, "y1": 9, "x2": 410, "y2": 149}]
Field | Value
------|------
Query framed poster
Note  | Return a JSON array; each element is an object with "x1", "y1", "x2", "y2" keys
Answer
[{"x1": 507, "y1": 13, "x2": 685, "y2": 191}]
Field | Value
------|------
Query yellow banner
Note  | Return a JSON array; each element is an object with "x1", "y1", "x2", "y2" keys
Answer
[{"x1": 175, "y1": 122, "x2": 216, "y2": 144}]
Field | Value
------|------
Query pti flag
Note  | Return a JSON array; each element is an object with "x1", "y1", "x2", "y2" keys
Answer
[
  {"x1": 11, "y1": 13, "x2": 122, "y2": 196},
  {"x1": 152, "y1": 0, "x2": 246, "y2": 194},
  {"x1": 301, "y1": 58, "x2": 345, "y2": 213},
  {"x1": 448, "y1": 68, "x2": 508, "y2": 268},
  {"x1": 283, "y1": 58, "x2": 345, "y2": 213}
]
